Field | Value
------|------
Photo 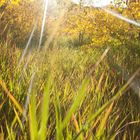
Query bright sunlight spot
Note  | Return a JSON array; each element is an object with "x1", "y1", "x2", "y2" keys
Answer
[{"x1": 72, "y1": 0, "x2": 113, "y2": 7}]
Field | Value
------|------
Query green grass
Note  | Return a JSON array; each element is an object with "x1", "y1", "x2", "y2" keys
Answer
[{"x1": 0, "y1": 42, "x2": 140, "y2": 140}]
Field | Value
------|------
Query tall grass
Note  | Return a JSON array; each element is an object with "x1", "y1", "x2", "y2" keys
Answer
[{"x1": 0, "y1": 42, "x2": 140, "y2": 140}]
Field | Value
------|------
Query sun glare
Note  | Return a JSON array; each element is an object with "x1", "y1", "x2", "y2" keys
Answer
[
  {"x1": 72, "y1": 0, "x2": 113, "y2": 7},
  {"x1": 93, "y1": 0, "x2": 112, "y2": 7}
]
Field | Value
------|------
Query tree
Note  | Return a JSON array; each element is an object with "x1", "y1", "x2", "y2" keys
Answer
[{"x1": 61, "y1": 1, "x2": 140, "y2": 47}]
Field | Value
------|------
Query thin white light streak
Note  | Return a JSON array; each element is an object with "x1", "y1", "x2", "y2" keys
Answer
[
  {"x1": 18, "y1": 23, "x2": 36, "y2": 66},
  {"x1": 102, "y1": 8, "x2": 140, "y2": 27},
  {"x1": 38, "y1": 0, "x2": 49, "y2": 50}
]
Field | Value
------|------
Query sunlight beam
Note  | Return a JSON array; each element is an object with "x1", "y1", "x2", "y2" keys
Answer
[
  {"x1": 38, "y1": 0, "x2": 49, "y2": 50},
  {"x1": 22, "y1": 72, "x2": 36, "y2": 123},
  {"x1": 102, "y1": 8, "x2": 140, "y2": 27},
  {"x1": 18, "y1": 23, "x2": 36, "y2": 67}
]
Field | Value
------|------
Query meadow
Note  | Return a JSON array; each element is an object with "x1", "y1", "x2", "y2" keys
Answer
[{"x1": 0, "y1": 0, "x2": 140, "y2": 140}]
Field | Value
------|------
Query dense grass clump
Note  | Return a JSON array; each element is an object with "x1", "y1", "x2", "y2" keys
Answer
[{"x1": 0, "y1": 42, "x2": 140, "y2": 140}]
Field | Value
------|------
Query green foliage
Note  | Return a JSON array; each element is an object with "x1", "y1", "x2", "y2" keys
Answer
[{"x1": 29, "y1": 76, "x2": 51, "y2": 140}]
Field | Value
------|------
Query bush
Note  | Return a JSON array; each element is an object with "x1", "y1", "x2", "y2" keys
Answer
[{"x1": 0, "y1": 0, "x2": 46, "y2": 46}]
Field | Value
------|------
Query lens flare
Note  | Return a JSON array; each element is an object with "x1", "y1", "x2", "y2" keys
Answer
[
  {"x1": 38, "y1": 0, "x2": 49, "y2": 50},
  {"x1": 18, "y1": 23, "x2": 36, "y2": 67},
  {"x1": 103, "y1": 8, "x2": 140, "y2": 27}
]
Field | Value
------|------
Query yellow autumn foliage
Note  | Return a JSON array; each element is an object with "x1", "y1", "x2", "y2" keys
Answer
[
  {"x1": 0, "y1": 0, "x2": 35, "y2": 7},
  {"x1": 0, "y1": 0, "x2": 44, "y2": 46},
  {"x1": 62, "y1": 2, "x2": 140, "y2": 47}
]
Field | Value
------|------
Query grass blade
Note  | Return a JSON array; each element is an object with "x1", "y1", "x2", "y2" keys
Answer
[
  {"x1": 38, "y1": 75, "x2": 52, "y2": 140},
  {"x1": 96, "y1": 102, "x2": 114, "y2": 139},
  {"x1": 54, "y1": 93, "x2": 64, "y2": 140},
  {"x1": 29, "y1": 92, "x2": 38, "y2": 140},
  {"x1": 62, "y1": 78, "x2": 89, "y2": 129},
  {"x1": 0, "y1": 79, "x2": 23, "y2": 114}
]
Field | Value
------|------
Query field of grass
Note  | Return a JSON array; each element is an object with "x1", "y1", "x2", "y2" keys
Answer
[{"x1": 0, "y1": 40, "x2": 140, "y2": 140}]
